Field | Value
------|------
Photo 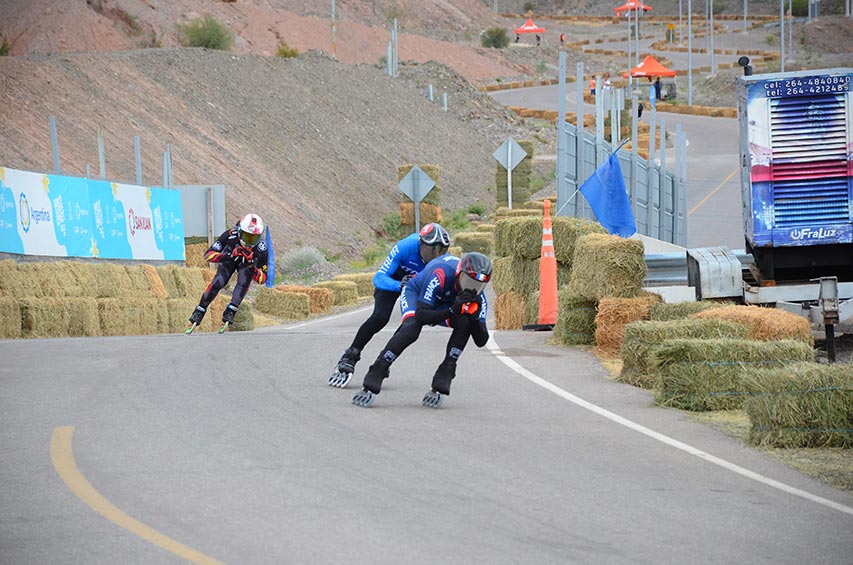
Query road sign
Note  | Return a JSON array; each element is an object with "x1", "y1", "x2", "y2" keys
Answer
[
  {"x1": 397, "y1": 165, "x2": 436, "y2": 231},
  {"x1": 493, "y1": 137, "x2": 528, "y2": 210}
]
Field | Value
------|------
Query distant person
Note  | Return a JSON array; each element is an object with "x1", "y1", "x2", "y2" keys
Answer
[
  {"x1": 638, "y1": 101, "x2": 645, "y2": 119},
  {"x1": 560, "y1": 33, "x2": 565, "y2": 46},
  {"x1": 186, "y1": 214, "x2": 268, "y2": 333},
  {"x1": 535, "y1": 34, "x2": 541, "y2": 47},
  {"x1": 603, "y1": 76, "x2": 611, "y2": 92},
  {"x1": 515, "y1": 35, "x2": 520, "y2": 43},
  {"x1": 654, "y1": 77, "x2": 662, "y2": 100},
  {"x1": 328, "y1": 223, "x2": 451, "y2": 388},
  {"x1": 589, "y1": 77, "x2": 596, "y2": 96}
]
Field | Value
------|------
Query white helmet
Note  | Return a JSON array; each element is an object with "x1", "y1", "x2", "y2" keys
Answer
[{"x1": 238, "y1": 213, "x2": 264, "y2": 246}]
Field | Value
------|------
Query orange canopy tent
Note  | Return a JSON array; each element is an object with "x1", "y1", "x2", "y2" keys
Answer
[
  {"x1": 514, "y1": 18, "x2": 546, "y2": 34},
  {"x1": 614, "y1": 1, "x2": 653, "y2": 14},
  {"x1": 625, "y1": 55, "x2": 676, "y2": 78}
]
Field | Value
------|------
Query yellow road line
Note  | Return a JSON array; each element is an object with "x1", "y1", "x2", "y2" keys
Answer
[
  {"x1": 50, "y1": 426, "x2": 223, "y2": 565},
  {"x1": 687, "y1": 168, "x2": 738, "y2": 217}
]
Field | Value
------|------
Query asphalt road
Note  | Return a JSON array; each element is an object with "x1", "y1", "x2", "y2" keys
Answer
[
  {"x1": 1, "y1": 307, "x2": 851, "y2": 564},
  {"x1": 490, "y1": 84, "x2": 745, "y2": 250}
]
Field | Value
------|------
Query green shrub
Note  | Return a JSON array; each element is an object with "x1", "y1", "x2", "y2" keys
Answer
[
  {"x1": 481, "y1": 27, "x2": 510, "y2": 49},
  {"x1": 277, "y1": 246, "x2": 335, "y2": 285},
  {"x1": 178, "y1": 14, "x2": 232, "y2": 50},
  {"x1": 523, "y1": 2, "x2": 535, "y2": 12},
  {"x1": 791, "y1": 0, "x2": 808, "y2": 16},
  {"x1": 276, "y1": 41, "x2": 299, "y2": 58},
  {"x1": 467, "y1": 202, "x2": 486, "y2": 216},
  {"x1": 383, "y1": 212, "x2": 402, "y2": 239},
  {"x1": 0, "y1": 34, "x2": 10, "y2": 56}
]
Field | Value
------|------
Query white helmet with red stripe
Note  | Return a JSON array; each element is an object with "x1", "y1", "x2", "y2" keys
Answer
[{"x1": 238, "y1": 213, "x2": 264, "y2": 246}]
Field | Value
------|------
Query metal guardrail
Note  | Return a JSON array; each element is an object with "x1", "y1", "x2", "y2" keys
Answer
[{"x1": 644, "y1": 249, "x2": 752, "y2": 287}]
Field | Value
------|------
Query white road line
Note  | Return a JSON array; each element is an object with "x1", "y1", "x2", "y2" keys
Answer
[
  {"x1": 486, "y1": 336, "x2": 853, "y2": 517},
  {"x1": 282, "y1": 306, "x2": 372, "y2": 330}
]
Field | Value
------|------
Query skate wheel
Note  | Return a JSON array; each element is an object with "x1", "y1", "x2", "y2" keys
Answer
[
  {"x1": 328, "y1": 370, "x2": 353, "y2": 388},
  {"x1": 351, "y1": 389, "x2": 376, "y2": 408},
  {"x1": 422, "y1": 390, "x2": 444, "y2": 409}
]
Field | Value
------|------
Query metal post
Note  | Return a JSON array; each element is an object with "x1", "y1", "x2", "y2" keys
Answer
[
  {"x1": 428, "y1": 84, "x2": 434, "y2": 102},
  {"x1": 658, "y1": 116, "x2": 667, "y2": 241},
  {"x1": 780, "y1": 0, "x2": 786, "y2": 72},
  {"x1": 576, "y1": 62, "x2": 585, "y2": 217},
  {"x1": 627, "y1": 7, "x2": 632, "y2": 91},
  {"x1": 386, "y1": 41, "x2": 393, "y2": 75},
  {"x1": 507, "y1": 142, "x2": 513, "y2": 210},
  {"x1": 134, "y1": 135, "x2": 142, "y2": 185},
  {"x1": 557, "y1": 51, "x2": 567, "y2": 216},
  {"x1": 98, "y1": 129, "x2": 106, "y2": 179},
  {"x1": 688, "y1": 0, "x2": 693, "y2": 106},
  {"x1": 679, "y1": 127, "x2": 688, "y2": 246},
  {"x1": 710, "y1": 0, "x2": 715, "y2": 73},
  {"x1": 413, "y1": 168, "x2": 421, "y2": 230},
  {"x1": 674, "y1": 123, "x2": 683, "y2": 244},
  {"x1": 330, "y1": 0, "x2": 336, "y2": 60},
  {"x1": 86, "y1": 164, "x2": 91, "y2": 179},
  {"x1": 206, "y1": 187, "x2": 214, "y2": 244},
  {"x1": 610, "y1": 89, "x2": 618, "y2": 146},
  {"x1": 393, "y1": 19, "x2": 398, "y2": 77},
  {"x1": 744, "y1": 0, "x2": 748, "y2": 33},
  {"x1": 49, "y1": 116, "x2": 61, "y2": 174},
  {"x1": 788, "y1": 0, "x2": 793, "y2": 62},
  {"x1": 162, "y1": 151, "x2": 168, "y2": 188},
  {"x1": 442, "y1": 92, "x2": 447, "y2": 111},
  {"x1": 679, "y1": 0, "x2": 683, "y2": 44},
  {"x1": 635, "y1": 3, "x2": 640, "y2": 67},
  {"x1": 595, "y1": 74, "x2": 604, "y2": 144}
]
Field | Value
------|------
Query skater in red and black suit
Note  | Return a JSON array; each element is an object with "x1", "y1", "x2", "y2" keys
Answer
[
  {"x1": 352, "y1": 252, "x2": 492, "y2": 408},
  {"x1": 187, "y1": 213, "x2": 269, "y2": 330}
]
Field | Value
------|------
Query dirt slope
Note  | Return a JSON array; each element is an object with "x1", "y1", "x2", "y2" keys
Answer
[{"x1": 0, "y1": 48, "x2": 536, "y2": 257}]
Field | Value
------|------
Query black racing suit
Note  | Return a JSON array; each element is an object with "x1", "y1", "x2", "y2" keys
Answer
[{"x1": 196, "y1": 227, "x2": 269, "y2": 310}]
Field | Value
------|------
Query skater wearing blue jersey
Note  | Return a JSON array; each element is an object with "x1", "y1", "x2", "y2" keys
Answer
[
  {"x1": 328, "y1": 223, "x2": 451, "y2": 387},
  {"x1": 352, "y1": 252, "x2": 492, "y2": 408}
]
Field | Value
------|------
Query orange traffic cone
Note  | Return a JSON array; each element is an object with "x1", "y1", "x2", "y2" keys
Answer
[{"x1": 523, "y1": 199, "x2": 558, "y2": 331}]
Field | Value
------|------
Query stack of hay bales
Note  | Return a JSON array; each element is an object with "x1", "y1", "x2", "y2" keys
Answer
[
  {"x1": 398, "y1": 164, "x2": 441, "y2": 234},
  {"x1": 332, "y1": 273, "x2": 375, "y2": 298},
  {"x1": 743, "y1": 363, "x2": 853, "y2": 448},
  {"x1": 495, "y1": 140, "x2": 534, "y2": 209},
  {"x1": 453, "y1": 231, "x2": 494, "y2": 256},
  {"x1": 0, "y1": 260, "x2": 255, "y2": 338},
  {"x1": 259, "y1": 284, "x2": 333, "y2": 316},
  {"x1": 184, "y1": 242, "x2": 211, "y2": 268},
  {"x1": 492, "y1": 213, "x2": 606, "y2": 330},
  {"x1": 312, "y1": 280, "x2": 359, "y2": 306}
]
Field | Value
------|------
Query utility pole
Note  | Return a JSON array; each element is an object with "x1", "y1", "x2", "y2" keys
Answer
[
  {"x1": 710, "y1": 0, "x2": 715, "y2": 73},
  {"x1": 330, "y1": 0, "x2": 336, "y2": 60},
  {"x1": 780, "y1": 0, "x2": 786, "y2": 72},
  {"x1": 688, "y1": 0, "x2": 693, "y2": 106}
]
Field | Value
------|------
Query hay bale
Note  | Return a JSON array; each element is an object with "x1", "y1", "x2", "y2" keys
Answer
[
  {"x1": 495, "y1": 292, "x2": 525, "y2": 330},
  {"x1": 493, "y1": 216, "x2": 605, "y2": 263},
  {"x1": 743, "y1": 363, "x2": 853, "y2": 448},
  {"x1": 594, "y1": 294, "x2": 662, "y2": 356},
  {"x1": 619, "y1": 319, "x2": 750, "y2": 389},
  {"x1": 166, "y1": 298, "x2": 201, "y2": 333},
  {"x1": 691, "y1": 305, "x2": 814, "y2": 346},
  {"x1": 0, "y1": 297, "x2": 21, "y2": 338},
  {"x1": 184, "y1": 243, "x2": 210, "y2": 268},
  {"x1": 398, "y1": 164, "x2": 441, "y2": 206},
  {"x1": 274, "y1": 284, "x2": 333, "y2": 314},
  {"x1": 0, "y1": 260, "x2": 16, "y2": 296},
  {"x1": 653, "y1": 339, "x2": 815, "y2": 411},
  {"x1": 550, "y1": 291, "x2": 597, "y2": 346},
  {"x1": 230, "y1": 300, "x2": 254, "y2": 331},
  {"x1": 142, "y1": 264, "x2": 169, "y2": 299},
  {"x1": 159, "y1": 266, "x2": 207, "y2": 299},
  {"x1": 524, "y1": 290, "x2": 540, "y2": 325},
  {"x1": 448, "y1": 245, "x2": 463, "y2": 257},
  {"x1": 156, "y1": 265, "x2": 180, "y2": 299},
  {"x1": 568, "y1": 233, "x2": 646, "y2": 301},
  {"x1": 400, "y1": 202, "x2": 442, "y2": 225},
  {"x1": 98, "y1": 298, "x2": 167, "y2": 336},
  {"x1": 492, "y1": 256, "x2": 514, "y2": 294},
  {"x1": 66, "y1": 298, "x2": 102, "y2": 337},
  {"x1": 454, "y1": 232, "x2": 493, "y2": 255},
  {"x1": 650, "y1": 300, "x2": 733, "y2": 321},
  {"x1": 255, "y1": 287, "x2": 311, "y2": 320},
  {"x1": 311, "y1": 281, "x2": 359, "y2": 306},
  {"x1": 552, "y1": 217, "x2": 608, "y2": 265},
  {"x1": 0, "y1": 263, "x2": 44, "y2": 298},
  {"x1": 475, "y1": 224, "x2": 496, "y2": 233},
  {"x1": 51, "y1": 261, "x2": 90, "y2": 297},
  {"x1": 19, "y1": 298, "x2": 70, "y2": 337},
  {"x1": 90, "y1": 263, "x2": 134, "y2": 298},
  {"x1": 333, "y1": 273, "x2": 375, "y2": 298},
  {"x1": 125, "y1": 266, "x2": 154, "y2": 297}
]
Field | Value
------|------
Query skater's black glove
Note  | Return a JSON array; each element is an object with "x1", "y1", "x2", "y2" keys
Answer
[{"x1": 451, "y1": 289, "x2": 480, "y2": 316}]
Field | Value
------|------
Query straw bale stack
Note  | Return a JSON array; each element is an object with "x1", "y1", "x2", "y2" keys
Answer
[
  {"x1": 156, "y1": 265, "x2": 180, "y2": 298},
  {"x1": 653, "y1": 339, "x2": 814, "y2": 411},
  {"x1": 494, "y1": 216, "x2": 605, "y2": 263},
  {"x1": 125, "y1": 266, "x2": 155, "y2": 297},
  {"x1": 67, "y1": 298, "x2": 102, "y2": 337},
  {"x1": 524, "y1": 290, "x2": 540, "y2": 325},
  {"x1": 550, "y1": 291, "x2": 597, "y2": 346},
  {"x1": 454, "y1": 232, "x2": 493, "y2": 255},
  {"x1": 19, "y1": 297, "x2": 101, "y2": 338},
  {"x1": 166, "y1": 298, "x2": 200, "y2": 333},
  {"x1": 492, "y1": 208, "x2": 540, "y2": 223},
  {"x1": 332, "y1": 273, "x2": 375, "y2": 298},
  {"x1": 398, "y1": 164, "x2": 441, "y2": 206},
  {"x1": 142, "y1": 264, "x2": 169, "y2": 299},
  {"x1": 0, "y1": 260, "x2": 15, "y2": 296},
  {"x1": 619, "y1": 319, "x2": 750, "y2": 389},
  {"x1": 475, "y1": 224, "x2": 496, "y2": 233},
  {"x1": 229, "y1": 300, "x2": 255, "y2": 331},
  {"x1": 567, "y1": 234, "x2": 646, "y2": 301},
  {"x1": 159, "y1": 266, "x2": 207, "y2": 299},
  {"x1": 495, "y1": 292, "x2": 525, "y2": 330},
  {"x1": 690, "y1": 305, "x2": 814, "y2": 346},
  {"x1": 0, "y1": 297, "x2": 21, "y2": 339},
  {"x1": 98, "y1": 298, "x2": 167, "y2": 336},
  {"x1": 449, "y1": 246, "x2": 463, "y2": 257},
  {"x1": 184, "y1": 243, "x2": 210, "y2": 268},
  {"x1": 90, "y1": 263, "x2": 136, "y2": 298},
  {"x1": 0, "y1": 262, "x2": 45, "y2": 298},
  {"x1": 650, "y1": 300, "x2": 733, "y2": 321},
  {"x1": 273, "y1": 284, "x2": 333, "y2": 314},
  {"x1": 400, "y1": 202, "x2": 442, "y2": 226},
  {"x1": 312, "y1": 281, "x2": 359, "y2": 306},
  {"x1": 743, "y1": 363, "x2": 853, "y2": 448},
  {"x1": 255, "y1": 287, "x2": 311, "y2": 320},
  {"x1": 594, "y1": 293, "x2": 662, "y2": 356}
]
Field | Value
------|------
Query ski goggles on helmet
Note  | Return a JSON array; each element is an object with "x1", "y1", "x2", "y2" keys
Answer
[{"x1": 457, "y1": 270, "x2": 490, "y2": 295}]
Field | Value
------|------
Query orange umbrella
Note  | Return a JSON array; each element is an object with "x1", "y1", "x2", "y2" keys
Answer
[
  {"x1": 614, "y1": 1, "x2": 653, "y2": 13},
  {"x1": 628, "y1": 55, "x2": 676, "y2": 77},
  {"x1": 514, "y1": 18, "x2": 546, "y2": 34}
]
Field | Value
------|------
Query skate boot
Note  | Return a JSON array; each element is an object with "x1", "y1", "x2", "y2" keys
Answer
[
  {"x1": 423, "y1": 359, "x2": 456, "y2": 408},
  {"x1": 352, "y1": 358, "x2": 390, "y2": 407},
  {"x1": 186, "y1": 306, "x2": 206, "y2": 334},
  {"x1": 329, "y1": 347, "x2": 360, "y2": 388},
  {"x1": 219, "y1": 303, "x2": 238, "y2": 333}
]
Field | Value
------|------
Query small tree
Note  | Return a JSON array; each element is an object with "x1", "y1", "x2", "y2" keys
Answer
[
  {"x1": 0, "y1": 34, "x2": 10, "y2": 56},
  {"x1": 481, "y1": 27, "x2": 509, "y2": 49},
  {"x1": 178, "y1": 14, "x2": 232, "y2": 50}
]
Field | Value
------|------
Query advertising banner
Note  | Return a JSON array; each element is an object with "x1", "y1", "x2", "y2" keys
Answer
[{"x1": 0, "y1": 166, "x2": 185, "y2": 261}]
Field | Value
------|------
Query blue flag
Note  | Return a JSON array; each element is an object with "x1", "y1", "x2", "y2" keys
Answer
[
  {"x1": 264, "y1": 227, "x2": 275, "y2": 287},
  {"x1": 579, "y1": 152, "x2": 637, "y2": 237}
]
